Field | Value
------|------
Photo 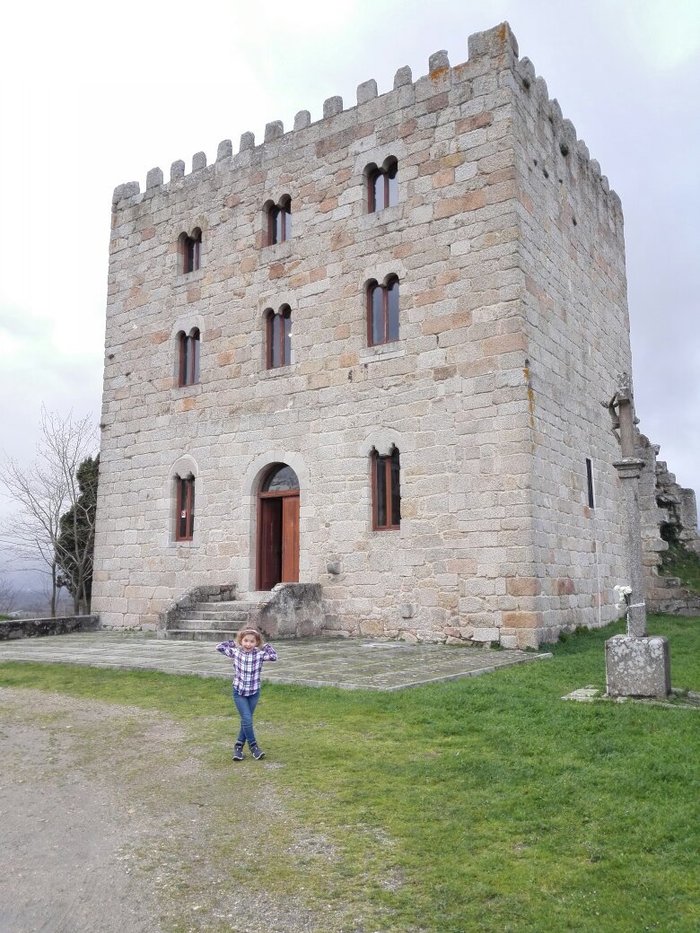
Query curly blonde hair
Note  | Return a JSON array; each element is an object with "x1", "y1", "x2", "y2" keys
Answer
[{"x1": 235, "y1": 627, "x2": 263, "y2": 647}]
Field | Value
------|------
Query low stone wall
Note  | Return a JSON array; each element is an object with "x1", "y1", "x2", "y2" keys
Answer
[{"x1": 0, "y1": 616, "x2": 100, "y2": 641}]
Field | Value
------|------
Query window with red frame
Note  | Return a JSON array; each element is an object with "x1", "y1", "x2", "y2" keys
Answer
[
  {"x1": 367, "y1": 158, "x2": 398, "y2": 213},
  {"x1": 176, "y1": 475, "x2": 195, "y2": 541},
  {"x1": 367, "y1": 276, "x2": 399, "y2": 347},
  {"x1": 372, "y1": 447, "x2": 401, "y2": 530},
  {"x1": 177, "y1": 328, "x2": 200, "y2": 386},
  {"x1": 266, "y1": 305, "x2": 292, "y2": 368}
]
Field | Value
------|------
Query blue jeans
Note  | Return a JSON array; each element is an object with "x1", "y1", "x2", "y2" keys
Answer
[{"x1": 232, "y1": 688, "x2": 260, "y2": 747}]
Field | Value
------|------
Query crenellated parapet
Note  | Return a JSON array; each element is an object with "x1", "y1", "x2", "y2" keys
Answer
[
  {"x1": 112, "y1": 21, "x2": 620, "y2": 219},
  {"x1": 514, "y1": 57, "x2": 622, "y2": 220}
]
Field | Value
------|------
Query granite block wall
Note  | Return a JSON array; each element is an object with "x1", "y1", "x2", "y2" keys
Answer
[{"x1": 92, "y1": 22, "x2": 634, "y2": 646}]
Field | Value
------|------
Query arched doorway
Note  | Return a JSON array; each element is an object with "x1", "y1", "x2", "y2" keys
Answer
[{"x1": 257, "y1": 463, "x2": 300, "y2": 590}]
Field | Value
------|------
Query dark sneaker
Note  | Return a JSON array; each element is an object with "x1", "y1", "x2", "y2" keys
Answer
[
  {"x1": 232, "y1": 743, "x2": 245, "y2": 761},
  {"x1": 250, "y1": 745, "x2": 266, "y2": 760}
]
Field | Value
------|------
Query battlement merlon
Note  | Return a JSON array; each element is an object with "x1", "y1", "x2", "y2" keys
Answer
[{"x1": 111, "y1": 21, "x2": 621, "y2": 218}]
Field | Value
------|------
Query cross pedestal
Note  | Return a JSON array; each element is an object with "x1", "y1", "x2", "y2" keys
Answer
[{"x1": 605, "y1": 634, "x2": 671, "y2": 698}]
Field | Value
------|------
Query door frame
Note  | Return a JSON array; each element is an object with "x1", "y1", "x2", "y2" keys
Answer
[{"x1": 256, "y1": 486, "x2": 300, "y2": 590}]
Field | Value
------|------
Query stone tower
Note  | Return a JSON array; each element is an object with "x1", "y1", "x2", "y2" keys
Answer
[{"x1": 92, "y1": 23, "x2": 632, "y2": 647}]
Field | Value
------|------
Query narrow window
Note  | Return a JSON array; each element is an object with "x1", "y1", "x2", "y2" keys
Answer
[
  {"x1": 178, "y1": 328, "x2": 200, "y2": 387},
  {"x1": 586, "y1": 458, "x2": 595, "y2": 508},
  {"x1": 372, "y1": 447, "x2": 401, "y2": 530},
  {"x1": 176, "y1": 475, "x2": 195, "y2": 541},
  {"x1": 180, "y1": 228, "x2": 201, "y2": 274},
  {"x1": 266, "y1": 305, "x2": 292, "y2": 368},
  {"x1": 266, "y1": 196, "x2": 292, "y2": 245},
  {"x1": 367, "y1": 276, "x2": 400, "y2": 347},
  {"x1": 367, "y1": 158, "x2": 399, "y2": 213}
]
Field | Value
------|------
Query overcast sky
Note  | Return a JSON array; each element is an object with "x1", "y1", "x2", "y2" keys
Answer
[{"x1": 1, "y1": 0, "x2": 699, "y2": 553}]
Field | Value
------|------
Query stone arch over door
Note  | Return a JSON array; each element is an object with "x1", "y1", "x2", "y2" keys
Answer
[{"x1": 241, "y1": 453, "x2": 310, "y2": 592}]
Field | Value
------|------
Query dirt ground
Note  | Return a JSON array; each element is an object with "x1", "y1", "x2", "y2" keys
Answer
[{"x1": 0, "y1": 688, "x2": 336, "y2": 933}]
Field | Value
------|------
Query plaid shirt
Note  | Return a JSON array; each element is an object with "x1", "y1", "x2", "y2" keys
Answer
[{"x1": 216, "y1": 641, "x2": 278, "y2": 695}]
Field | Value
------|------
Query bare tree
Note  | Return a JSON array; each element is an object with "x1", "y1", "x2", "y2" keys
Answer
[
  {"x1": 0, "y1": 576, "x2": 16, "y2": 615},
  {"x1": 1, "y1": 408, "x2": 98, "y2": 616}
]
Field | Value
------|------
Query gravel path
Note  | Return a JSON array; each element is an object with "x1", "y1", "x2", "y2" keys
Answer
[{"x1": 0, "y1": 688, "x2": 335, "y2": 933}]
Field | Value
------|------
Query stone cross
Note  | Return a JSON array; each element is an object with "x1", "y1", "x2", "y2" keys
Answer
[
  {"x1": 603, "y1": 374, "x2": 671, "y2": 698},
  {"x1": 606, "y1": 373, "x2": 647, "y2": 636}
]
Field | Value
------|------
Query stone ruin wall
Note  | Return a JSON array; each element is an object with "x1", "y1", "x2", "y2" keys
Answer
[
  {"x1": 638, "y1": 433, "x2": 700, "y2": 614},
  {"x1": 92, "y1": 23, "x2": 636, "y2": 647}
]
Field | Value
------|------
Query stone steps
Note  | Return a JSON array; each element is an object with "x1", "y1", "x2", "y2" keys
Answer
[
  {"x1": 164, "y1": 594, "x2": 271, "y2": 640},
  {"x1": 166, "y1": 627, "x2": 238, "y2": 642},
  {"x1": 161, "y1": 583, "x2": 323, "y2": 640},
  {"x1": 171, "y1": 618, "x2": 240, "y2": 631},
  {"x1": 184, "y1": 602, "x2": 259, "y2": 622}
]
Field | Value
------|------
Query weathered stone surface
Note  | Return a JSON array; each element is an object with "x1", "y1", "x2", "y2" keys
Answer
[
  {"x1": 393, "y1": 66, "x2": 412, "y2": 88},
  {"x1": 146, "y1": 167, "x2": 163, "y2": 189},
  {"x1": 506, "y1": 576, "x2": 541, "y2": 597},
  {"x1": 605, "y1": 635, "x2": 671, "y2": 698},
  {"x1": 264, "y1": 121, "x2": 284, "y2": 142},
  {"x1": 112, "y1": 181, "x2": 139, "y2": 203},
  {"x1": 323, "y1": 96, "x2": 343, "y2": 118},
  {"x1": 357, "y1": 79, "x2": 377, "y2": 104},
  {"x1": 258, "y1": 584, "x2": 324, "y2": 638},
  {"x1": 0, "y1": 634, "x2": 551, "y2": 690},
  {"x1": 239, "y1": 132, "x2": 255, "y2": 151},
  {"x1": 95, "y1": 23, "x2": 643, "y2": 649},
  {"x1": 216, "y1": 139, "x2": 232, "y2": 161},
  {"x1": 429, "y1": 50, "x2": 450, "y2": 74},
  {"x1": 639, "y1": 430, "x2": 700, "y2": 613}
]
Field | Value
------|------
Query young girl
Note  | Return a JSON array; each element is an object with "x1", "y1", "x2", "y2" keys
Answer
[{"x1": 216, "y1": 628, "x2": 278, "y2": 761}]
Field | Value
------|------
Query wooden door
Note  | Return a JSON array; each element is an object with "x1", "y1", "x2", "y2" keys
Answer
[
  {"x1": 258, "y1": 493, "x2": 299, "y2": 590},
  {"x1": 259, "y1": 498, "x2": 282, "y2": 591},
  {"x1": 281, "y1": 495, "x2": 300, "y2": 582}
]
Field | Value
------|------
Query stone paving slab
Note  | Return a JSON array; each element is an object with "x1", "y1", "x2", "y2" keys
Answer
[
  {"x1": 562, "y1": 684, "x2": 700, "y2": 709},
  {"x1": 0, "y1": 633, "x2": 552, "y2": 691}
]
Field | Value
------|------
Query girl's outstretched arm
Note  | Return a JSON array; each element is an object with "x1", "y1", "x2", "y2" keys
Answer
[
  {"x1": 216, "y1": 641, "x2": 237, "y2": 657},
  {"x1": 261, "y1": 643, "x2": 278, "y2": 662}
]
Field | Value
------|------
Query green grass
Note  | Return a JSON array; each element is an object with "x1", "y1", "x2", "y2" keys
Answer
[
  {"x1": 660, "y1": 542, "x2": 700, "y2": 592},
  {"x1": 1, "y1": 614, "x2": 699, "y2": 932}
]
